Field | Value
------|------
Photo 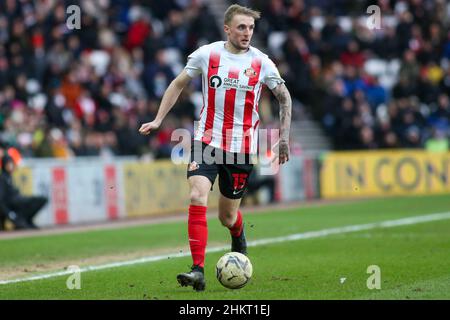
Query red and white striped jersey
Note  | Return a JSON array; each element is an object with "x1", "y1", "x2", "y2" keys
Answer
[{"x1": 185, "y1": 41, "x2": 284, "y2": 154}]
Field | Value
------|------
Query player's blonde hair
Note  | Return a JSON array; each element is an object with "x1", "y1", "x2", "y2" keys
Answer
[{"x1": 224, "y1": 4, "x2": 261, "y2": 25}]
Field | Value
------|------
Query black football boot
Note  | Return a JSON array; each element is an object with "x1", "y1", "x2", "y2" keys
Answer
[
  {"x1": 177, "y1": 265, "x2": 206, "y2": 291},
  {"x1": 231, "y1": 224, "x2": 247, "y2": 255}
]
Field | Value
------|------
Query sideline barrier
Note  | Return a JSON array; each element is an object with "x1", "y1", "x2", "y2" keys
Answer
[
  {"x1": 10, "y1": 153, "x2": 321, "y2": 227},
  {"x1": 12, "y1": 158, "x2": 221, "y2": 227},
  {"x1": 14, "y1": 158, "x2": 127, "y2": 227},
  {"x1": 320, "y1": 150, "x2": 450, "y2": 199},
  {"x1": 276, "y1": 154, "x2": 319, "y2": 202},
  {"x1": 122, "y1": 160, "x2": 220, "y2": 217}
]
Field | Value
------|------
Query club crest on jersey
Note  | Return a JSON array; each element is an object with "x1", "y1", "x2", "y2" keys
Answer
[
  {"x1": 188, "y1": 161, "x2": 200, "y2": 171},
  {"x1": 244, "y1": 67, "x2": 257, "y2": 77}
]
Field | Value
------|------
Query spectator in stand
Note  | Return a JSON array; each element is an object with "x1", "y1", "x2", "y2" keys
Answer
[{"x1": 340, "y1": 40, "x2": 366, "y2": 68}]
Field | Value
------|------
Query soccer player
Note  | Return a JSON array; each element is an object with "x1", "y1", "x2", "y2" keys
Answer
[{"x1": 139, "y1": 4, "x2": 292, "y2": 291}]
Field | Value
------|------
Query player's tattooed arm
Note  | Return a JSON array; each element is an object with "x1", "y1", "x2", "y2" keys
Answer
[{"x1": 271, "y1": 83, "x2": 292, "y2": 164}]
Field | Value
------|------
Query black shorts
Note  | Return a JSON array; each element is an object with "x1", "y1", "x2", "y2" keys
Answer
[{"x1": 186, "y1": 140, "x2": 254, "y2": 199}]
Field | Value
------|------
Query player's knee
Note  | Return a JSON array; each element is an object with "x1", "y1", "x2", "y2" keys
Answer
[
  {"x1": 218, "y1": 212, "x2": 235, "y2": 228},
  {"x1": 189, "y1": 189, "x2": 208, "y2": 206}
]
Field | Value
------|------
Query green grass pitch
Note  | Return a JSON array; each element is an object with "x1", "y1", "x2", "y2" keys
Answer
[{"x1": 0, "y1": 194, "x2": 449, "y2": 300}]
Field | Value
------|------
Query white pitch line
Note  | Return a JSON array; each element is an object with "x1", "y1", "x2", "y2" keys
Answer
[{"x1": 1, "y1": 211, "x2": 450, "y2": 286}]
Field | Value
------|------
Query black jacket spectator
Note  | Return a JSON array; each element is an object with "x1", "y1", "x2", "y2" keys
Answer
[{"x1": 0, "y1": 155, "x2": 47, "y2": 230}]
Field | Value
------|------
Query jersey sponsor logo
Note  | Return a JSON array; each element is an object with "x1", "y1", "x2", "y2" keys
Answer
[
  {"x1": 209, "y1": 75, "x2": 254, "y2": 91},
  {"x1": 209, "y1": 75, "x2": 222, "y2": 88},
  {"x1": 223, "y1": 77, "x2": 254, "y2": 91},
  {"x1": 232, "y1": 188, "x2": 244, "y2": 196}
]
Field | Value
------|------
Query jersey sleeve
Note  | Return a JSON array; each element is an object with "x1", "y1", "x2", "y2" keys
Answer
[
  {"x1": 262, "y1": 57, "x2": 285, "y2": 90},
  {"x1": 184, "y1": 46, "x2": 205, "y2": 78}
]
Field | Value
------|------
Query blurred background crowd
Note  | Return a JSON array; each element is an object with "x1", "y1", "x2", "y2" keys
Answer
[
  {"x1": 0, "y1": 0, "x2": 221, "y2": 159},
  {"x1": 250, "y1": 0, "x2": 450, "y2": 151},
  {"x1": 1, "y1": 0, "x2": 450, "y2": 160}
]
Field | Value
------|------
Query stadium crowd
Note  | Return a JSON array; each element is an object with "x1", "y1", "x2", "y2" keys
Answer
[
  {"x1": 0, "y1": 0, "x2": 449, "y2": 160},
  {"x1": 0, "y1": 0, "x2": 221, "y2": 159},
  {"x1": 250, "y1": 0, "x2": 450, "y2": 150}
]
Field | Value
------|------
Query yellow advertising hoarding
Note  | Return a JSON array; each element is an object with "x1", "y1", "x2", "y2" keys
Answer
[
  {"x1": 123, "y1": 160, "x2": 219, "y2": 217},
  {"x1": 321, "y1": 150, "x2": 450, "y2": 198},
  {"x1": 13, "y1": 167, "x2": 33, "y2": 196}
]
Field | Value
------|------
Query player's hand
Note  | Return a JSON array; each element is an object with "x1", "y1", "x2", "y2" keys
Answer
[
  {"x1": 278, "y1": 139, "x2": 290, "y2": 164},
  {"x1": 139, "y1": 120, "x2": 161, "y2": 135},
  {"x1": 272, "y1": 139, "x2": 290, "y2": 165}
]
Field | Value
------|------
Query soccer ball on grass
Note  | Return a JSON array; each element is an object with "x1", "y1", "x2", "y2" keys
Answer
[{"x1": 215, "y1": 252, "x2": 253, "y2": 289}]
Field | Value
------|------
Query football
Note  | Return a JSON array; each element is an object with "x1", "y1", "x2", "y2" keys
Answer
[{"x1": 215, "y1": 252, "x2": 253, "y2": 289}]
